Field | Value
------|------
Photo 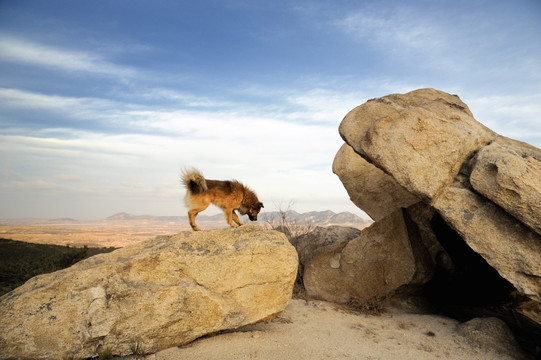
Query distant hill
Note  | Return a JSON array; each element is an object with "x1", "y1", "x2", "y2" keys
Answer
[
  {"x1": 105, "y1": 212, "x2": 179, "y2": 221},
  {"x1": 106, "y1": 210, "x2": 372, "y2": 229},
  {"x1": 50, "y1": 217, "x2": 79, "y2": 223},
  {"x1": 105, "y1": 212, "x2": 190, "y2": 222}
]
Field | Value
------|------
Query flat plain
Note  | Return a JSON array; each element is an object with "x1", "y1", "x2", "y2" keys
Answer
[{"x1": 0, "y1": 220, "x2": 191, "y2": 248}]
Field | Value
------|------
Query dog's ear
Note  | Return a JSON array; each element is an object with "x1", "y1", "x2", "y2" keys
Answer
[{"x1": 258, "y1": 202, "x2": 264, "y2": 209}]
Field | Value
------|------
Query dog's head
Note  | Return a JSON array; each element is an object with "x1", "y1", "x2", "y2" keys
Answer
[
  {"x1": 240, "y1": 188, "x2": 264, "y2": 221},
  {"x1": 247, "y1": 202, "x2": 264, "y2": 221}
]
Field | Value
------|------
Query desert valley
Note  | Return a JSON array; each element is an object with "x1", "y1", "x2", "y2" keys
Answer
[{"x1": 0, "y1": 210, "x2": 371, "y2": 248}]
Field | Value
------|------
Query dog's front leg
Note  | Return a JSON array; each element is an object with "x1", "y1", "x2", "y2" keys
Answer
[
  {"x1": 232, "y1": 211, "x2": 243, "y2": 226},
  {"x1": 224, "y1": 209, "x2": 240, "y2": 228}
]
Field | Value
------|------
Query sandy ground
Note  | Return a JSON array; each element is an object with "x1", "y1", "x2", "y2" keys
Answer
[{"x1": 146, "y1": 299, "x2": 523, "y2": 360}]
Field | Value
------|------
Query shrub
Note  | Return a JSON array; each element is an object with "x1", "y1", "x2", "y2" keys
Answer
[
  {"x1": 262, "y1": 202, "x2": 315, "y2": 240},
  {"x1": 97, "y1": 346, "x2": 113, "y2": 360},
  {"x1": 130, "y1": 340, "x2": 145, "y2": 356}
]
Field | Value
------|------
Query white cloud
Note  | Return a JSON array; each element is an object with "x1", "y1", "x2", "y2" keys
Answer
[
  {"x1": 333, "y1": 6, "x2": 444, "y2": 52},
  {"x1": 135, "y1": 88, "x2": 235, "y2": 109},
  {"x1": 0, "y1": 87, "x2": 132, "y2": 130},
  {"x1": 0, "y1": 87, "x2": 83, "y2": 110},
  {"x1": 329, "y1": 3, "x2": 541, "y2": 82},
  {"x1": 0, "y1": 35, "x2": 137, "y2": 78}
]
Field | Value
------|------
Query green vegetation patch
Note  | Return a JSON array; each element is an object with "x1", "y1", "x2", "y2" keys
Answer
[{"x1": 0, "y1": 238, "x2": 117, "y2": 296}]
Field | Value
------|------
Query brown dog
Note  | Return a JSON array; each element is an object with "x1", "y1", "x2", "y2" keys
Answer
[{"x1": 181, "y1": 168, "x2": 264, "y2": 231}]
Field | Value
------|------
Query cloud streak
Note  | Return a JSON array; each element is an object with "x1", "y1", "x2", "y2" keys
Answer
[{"x1": 0, "y1": 35, "x2": 137, "y2": 78}]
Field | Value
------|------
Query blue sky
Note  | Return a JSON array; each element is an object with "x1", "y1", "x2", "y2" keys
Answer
[{"x1": 1, "y1": 0, "x2": 540, "y2": 220}]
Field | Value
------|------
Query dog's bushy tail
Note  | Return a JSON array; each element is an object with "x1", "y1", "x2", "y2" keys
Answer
[{"x1": 181, "y1": 168, "x2": 208, "y2": 194}]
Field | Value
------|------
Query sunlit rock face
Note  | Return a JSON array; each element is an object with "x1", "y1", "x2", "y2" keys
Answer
[{"x1": 0, "y1": 223, "x2": 298, "y2": 360}]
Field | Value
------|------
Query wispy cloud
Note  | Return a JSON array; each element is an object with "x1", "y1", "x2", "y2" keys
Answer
[
  {"x1": 0, "y1": 84, "x2": 361, "y2": 135},
  {"x1": 0, "y1": 35, "x2": 137, "y2": 78},
  {"x1": 0, "y1": 87, "x2": 120, "y2": 113},
  {"x1": 0, "y1": 87, "x2": 137, "y2": 134},
  {"x1": 332, "y1": 5, "x2": 444, "y2": 52},
  {"x1": 134, "y1": 88, "x2": 235, "y2": 109}
]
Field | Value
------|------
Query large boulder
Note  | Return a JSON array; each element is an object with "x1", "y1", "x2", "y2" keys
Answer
[
  {"x1": 457, "y1": 317, "x2": 527, "y2": 359},
  {"x1": 0, "y1": 223, "x2": 298, "y2": 360},
  {"x1": 334, "y1": 88, "x2": 541, "y2": 306},
  {"x1": 290, "y1": 225, "x2": 361, "y2": 287},
  {"x1": 303, "y1": 208, "x2": 433, "y2": 304},
  {"x1": 291, "y1": 225, "x2": 361, "y2": 268}
]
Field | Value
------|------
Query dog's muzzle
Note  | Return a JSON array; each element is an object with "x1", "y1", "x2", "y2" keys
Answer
[{"x1": 248, "y1": 214, "x2": 257, "y2": 221}]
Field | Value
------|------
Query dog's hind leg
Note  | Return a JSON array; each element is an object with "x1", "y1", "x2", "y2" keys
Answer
[
  {"x1": 232, "y1": 211, "x2": 243, "y2": 226},
  {"x1": 188, "y1": 209, "x2": 203, "y2": 231},
  {"x1": 188, "y1": 201, "x2": 210, "y2": 231}
]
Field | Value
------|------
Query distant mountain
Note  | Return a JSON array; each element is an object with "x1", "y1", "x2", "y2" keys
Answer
[
  {"x1": 50, "y1": 217, "x2": 79, "y2": 223},
  {"x1": 105, "y1": 210, "x2": 372, "y2": 229},
  {"x1": 105, "y1": 212, "x2": 135, "y2": 220},
  {"x1": 260, "y1": 210, "x2": 372, "y2": 228},
  {"x1": 105, "y1": 212, "x2": 180, "y2": 222}
]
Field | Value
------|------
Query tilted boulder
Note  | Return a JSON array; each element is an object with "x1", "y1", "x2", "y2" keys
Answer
[
  {"x1": 339, "y1": 88, "x2": 497, "y2": 201},
  {"x1": 333, "y1": 143, "x2": 420, "y2": 221},
  {"x1": 303, "y1": 208, "x2": 433, "y2": 304},
  {"x1": 470, "y1": 136, "x2": 541, "y2": 236},
  {"x1": 0, "y1": 223, "x2": 298, "y2": 360}
]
